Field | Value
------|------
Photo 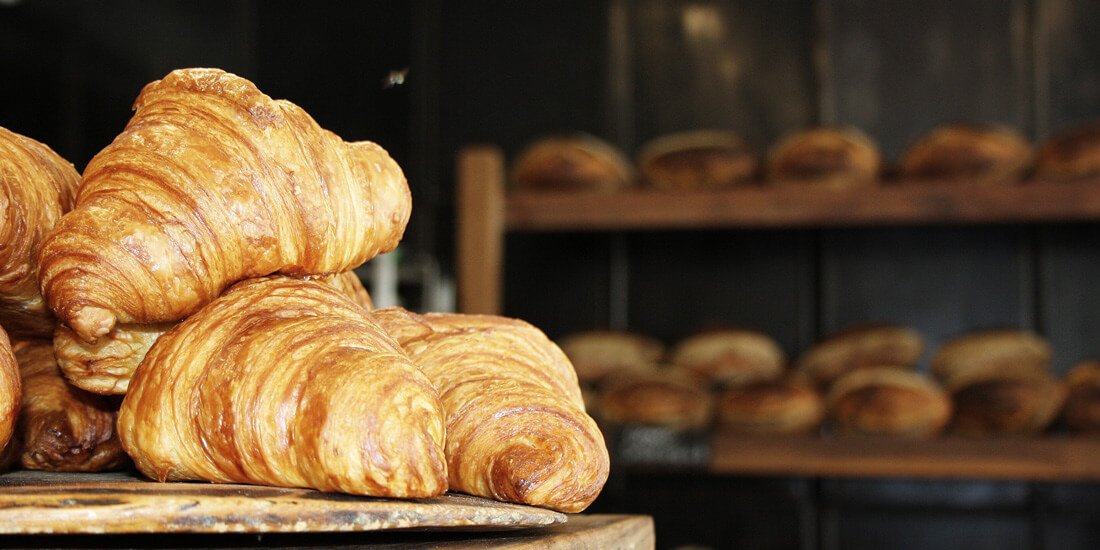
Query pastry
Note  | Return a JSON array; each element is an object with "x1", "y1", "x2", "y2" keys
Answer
[
  {"x1": 669, "y1": 328, "x2": 786, "y2": 387},
  {"x1": 0, "y1": 126, "x2": 79, "y2": 338},
  {"x1": 118, "y1": 277, "x2": 446, "y2": 497},
  {"x1": 511, "y1": 133, "x2": 633, "y2": 192},
  {"x1": 1035, "y1": 121, "x2": 1100, "y2": 180},
  {"x1": 14, "y1": 340, "x2": 126, "y2": 471},
  {"x1": 795, "y1": 324, "x2": 923, "y2": 387},
  {"x1": 0, "y1": 327, "x2": 19, "y2": 467},
  {"x1": 559, "y1": 329, "x2": 664, "y2": 385},
  {"x1": 38, "y1": 68, "x2": 411, "y2": 342},
  {"x1": 930, "y1": 329, "x2": 1051, "y2": 383},
  {"x1": 828, "y1": 368, "x2": 951, "y2": 438},
  {"x1": 717, "y1": 377, "x2": 824, "y2": 435},
  {"x1": 598, "y1": 369, "x2": 714, "y2": 430},
  {"x1": 945, "y1": 362, "x2": 1065, "y2": 436},
  {"x1": 372, "y1": 307, "x2": 608, "y2": 513},
  {"x1": 1062, "y1": 361, "x2": 1100, "y2": 434},
  {"x1": 765, "y1": 127, "x2": 881, "y2": 187},
  {"x1": 53, "y1": 271, "x2": 372, "y2": 395},
  {"x1": 638, "y1": 130, "x2": 757, "y2": 189},
  {"x1": 899, "y1": 124, "x2": 1033, "y2": 183}
]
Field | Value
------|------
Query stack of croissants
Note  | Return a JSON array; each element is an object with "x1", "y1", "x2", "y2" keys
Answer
[
  {"x1": 509, "y1": 122, "x2": 1100, "y2": 192},
  {"x1": 565, "y1": 325, "x2": 1100, "y2": 439},
  {"x1": 0, "y1": 68, "x2": 608, "y2": 513}
]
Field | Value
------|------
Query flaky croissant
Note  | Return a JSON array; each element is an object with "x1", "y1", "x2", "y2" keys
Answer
[
  {"x1": 118, "y1": 277, "x2": 446, "y2": 497},
  {"x1": 0, "y1": 126, "x2": 79, "y2": 338},
  {"x1": 39, "y1": 68, "x2": 410, "y2": 342},
  {"x1": 0, "y1": 327, "x2": 19, "y2": 468},
  {"x1": 54, "y1": 271, "x2": 372, "y2": 395},
  {"x1": 372, "y1": 307, "x2": 609, "y2": 513},
  {"x1": 13, "y1": 340, "x2": 126, "y2": 471}
]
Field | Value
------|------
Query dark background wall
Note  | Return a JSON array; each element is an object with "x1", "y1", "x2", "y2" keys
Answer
[{"x1": 4, "y1": 1, "x2": 1100, "y2": 549}]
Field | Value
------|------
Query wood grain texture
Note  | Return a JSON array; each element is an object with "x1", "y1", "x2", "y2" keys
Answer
[
  {"x1": 0, "y1": 471, "x2": 566, "y2": 535},
  {"x1": 710, "y1": 432, "x2": 1100, "y2": 481},
  {"x1": 505, "y1": 179, "x2": 1100, "y2": 231}
]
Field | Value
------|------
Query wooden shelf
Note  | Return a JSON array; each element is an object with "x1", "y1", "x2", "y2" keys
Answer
[
  {"x1": 709, "y1": 432, "x2": 1100, "y2": 481},
  {"x1": 455, "y1": 145, "x2": 1100, "y2": 314},
  {"x1": 505, "y1": 180, "x2": 1100, "y2": 232}
]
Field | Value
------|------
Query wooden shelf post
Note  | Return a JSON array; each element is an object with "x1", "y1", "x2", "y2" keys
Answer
[{"x1": 456, "y1": 145, "x2": 506, "y2": 315}]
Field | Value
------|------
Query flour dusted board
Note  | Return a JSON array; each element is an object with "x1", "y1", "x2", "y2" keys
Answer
[{"x1": 0, "y1": 471, "x2": 565, "y2": 534}]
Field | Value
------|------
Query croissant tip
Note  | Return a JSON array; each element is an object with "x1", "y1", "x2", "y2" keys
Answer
[{"x1": 68, "y1": 307, "x2": 117, "y2": 343}]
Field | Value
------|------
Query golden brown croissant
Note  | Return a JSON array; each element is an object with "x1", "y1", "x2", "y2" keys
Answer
[
  {"x1": 0, "y1": 126, "x2": 79, "y2": 338},
  {"x1": 118, "y1": 277, "x2": 446, "y2": 497},
  {"x1": 0, "y1": 327, "x2": 19, "y2": 468},
  {"x1": 54, "y1": 271, "x2": 372, "y2": 395},
  {"x1": 39, "y1": 68, "x2": 410, "y2": 342},
  {"x1": 13, "y1": 340, "x2": 126, "y2": 471},
  {"x1": 372, "y1": 307, "x2": 609, "y2": 513}
]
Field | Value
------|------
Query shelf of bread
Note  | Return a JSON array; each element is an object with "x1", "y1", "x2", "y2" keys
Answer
[
  {"x1": 707, "y1": 433, "x2": 1100, "y2": 481},
  {"x1": 504, "y1": 179, "x2": 1100, "y2": 231}
]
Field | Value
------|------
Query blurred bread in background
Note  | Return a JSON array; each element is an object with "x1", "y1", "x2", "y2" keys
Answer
[
  {"x1": 598, "y1": 369, "x2": 714, "y2": 430},
  {"x1": 899, "y1": 124, "x2": 1033, "y2": 183},
  {"x1": 1063, "y1": 361, "x2": 1100, "y2": 434},
  {"x1": 511, "y1": 133, "x2": 634, "y2": 192},
  {"x1": 638, "y1": 130, "x2": 758, "y2": 190},
  {"x1": 795, "y1": 324, "x2": 924, "y2": 387},
  {"x1": 828, "y1": 367, "x2": 951, "y2": 438},
  {"x1": 765, "y1": 127, "x2": 881, "y2": 188},
  {"x1": 1035, "y1": 121, "x2": 1100, "y2": 180},
  {"x1": 559, "y1": 330, "x2": 665, "y2": 386},
  {"x1": 670, "y1": 328, "x2": 786, "y2": 388},
  {"x1": 717, "y1": 376, "x2": 824, "y2": 435}
]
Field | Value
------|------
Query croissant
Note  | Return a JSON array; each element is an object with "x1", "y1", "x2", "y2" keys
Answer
[
  {"x1": 118, "y1": 277, "x2": 446, "y2": 497},
  {"x1": 12, "y1": 340, "x2": 126, "y2": 471},
  {"x1": 0, "y1": 126, "x2": 79, "y2": 338},
  {"x1": 54, "y1": 271, "x2": 372, "y2": 395},
  {"x1": 0, "y1": 327, "x2": 19, "y2": 468},
  {"x1": 39, "y1": 68, "x2": 410, "y2": 342},
  {"x1": 372, "y1": 307, "x2": 609, "y2": 513}
]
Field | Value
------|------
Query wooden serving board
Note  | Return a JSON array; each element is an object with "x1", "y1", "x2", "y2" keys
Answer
[{"x1": 0, "y1": 471, "x2": 566, "y2": 535}]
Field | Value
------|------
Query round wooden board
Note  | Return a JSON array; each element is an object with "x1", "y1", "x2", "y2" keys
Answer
[{"x1": 0, "y1": 471, "x2": 566, "y2": 535}]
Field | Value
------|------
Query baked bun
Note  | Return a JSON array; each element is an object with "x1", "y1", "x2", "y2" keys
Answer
[
  {"x1": 899, "y1": 124, "x2": 1033, "y2": 183},
  {"x1": 717, "y1": 377, "x2": 824, "y2": 435},
  {"x1": 795, "y1": 325, "x2": 924, "y2": 387},
  {"x1": 511, "y1": 134, "x2": 633, "y2": 192},
  {"x1": 945, "y1": 363, "x2": 1065, "y2": 436},
  {"x1": 598, "y1": 370, "x2": 714, "y2": 430},
  {"x1": 638, "y1": 130, "x2": 757, "y2": 190},
  {"x1": 670, "y1": 329, "x2": 786, "y2": 387},
  {"x1": 828, "y1": 367, "x2": 951, "y2": 438},
  {"x1": 766, "y1": 127, "x2": 881, "y2": 187},
  {"x1": 1035, "y1": 121, "x2": 1100, "y2": 180},
  {"x1": 1063, "y1": 361, "x2": 1100, "y2": 434},
  {"x1": 559, "y1": 330, "x2": 664, "y2": 385},
  {"x1": 931, "y1": 329, "x2": 1051, "y2": 383}
]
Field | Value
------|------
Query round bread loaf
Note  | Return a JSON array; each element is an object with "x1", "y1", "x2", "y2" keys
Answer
[
  {"x1": 766, "y1": 127, "x2": 881, "y2": 187},
  {"x1": 795, "y1": 324, "x2": 924, "y2": 387},
  {"x1": 1035, "y1": 121, "x2": 1100, "y2": 180},
  {"x1": 717, "y1": 377, "x2": 824, "y2": 435},
  {"x1": 899, "y1": 124, "x2": 1033, "y2": 183},
  {"x1": 670, "y1": 328, "x2": 786, "y2": 387},
  {"x1": 559, "y1": 330, "x2": 664, "y2": 385},
  {"x1": 945, "y1": 363, "x2": 1065, "y2": 436},
  {"x1": 598, "y1": 370, "x2": 714, "y2": 430},
  {"x1": 511, "y1": 134, "x2": 633, "y2": 192},
  {"x1": 930, "y1": 329, "x2": 1051, "y2": 383},
  {"x1": 637, "y1": 130, "x2": 757, "y2": 190},
  {"x1": 1063, "y1": 361, "x2": 1100, "y2": 434},
  {"x1": 827, "y1": 367, "x2": 951, "y2": 438}
]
